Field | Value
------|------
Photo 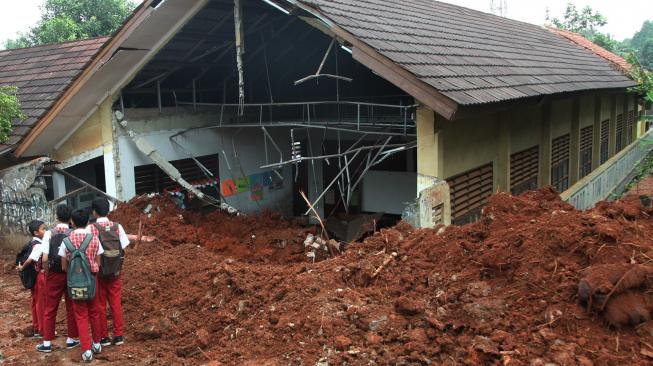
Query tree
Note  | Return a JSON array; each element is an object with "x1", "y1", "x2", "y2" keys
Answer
[
  {"x1": 0, "y1": 87, "x2": 26, "y2": 143},
  {"x1": 4, "y1": 0, "x2": 136, "y2": 49},
  {"x1": 632, "y1": 21, "x2": 653, "y2": 51},
  {"x1": 642, "y1": 40, "x2": 653, "y2": 71},
  {"x1": 547, "y1": 3, "x2": 632, "y2": 57},
  {"x1": 627, "y1": 53, "x2": 653, "y2": 104},
  {"x1": 548, "y1": 3, "x2": 606, "y2": 35}
]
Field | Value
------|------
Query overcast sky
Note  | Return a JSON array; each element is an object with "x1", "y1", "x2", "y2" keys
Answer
[{"x1": 0, "y1": 0, "x2": 650, "y2": 46}]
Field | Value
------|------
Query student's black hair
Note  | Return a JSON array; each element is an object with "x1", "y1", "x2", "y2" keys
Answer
[
  {"x1": 55, "y1": 204, "x2": 72, "y2": 222},
  {"x1": 71, "y1": 209, "x2": 89, "y2": 229},
  {"x1": 28, "y1": 220, "x2": 45, "y2": 236},
  {"x1": 91, "y1": 197, "x2": 111, "y2": 217}
]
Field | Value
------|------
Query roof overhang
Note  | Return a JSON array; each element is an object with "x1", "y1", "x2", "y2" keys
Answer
[{"x1": 16, "y1": 0, "x2": 210, "y2": 157}]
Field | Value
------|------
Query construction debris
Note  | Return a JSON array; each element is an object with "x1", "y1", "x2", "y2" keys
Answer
[{"x1": 5, "y1": 188, "x2": 653, "y2": 364}]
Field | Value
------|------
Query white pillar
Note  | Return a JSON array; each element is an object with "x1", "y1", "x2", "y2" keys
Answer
[
  {"x1": 52, "y1": 172, "x2": 66, "y2": 198},
  {"x1": 103, "y1": 147, "x2": 118, "y2": 209}
]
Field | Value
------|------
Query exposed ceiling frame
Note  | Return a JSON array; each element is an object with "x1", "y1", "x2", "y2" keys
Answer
[{"x1": 271, "y1": 0, "x2": 459, "y2": 120}]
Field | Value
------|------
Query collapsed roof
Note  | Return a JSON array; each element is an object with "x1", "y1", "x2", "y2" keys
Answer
[{"x1": 0, "y1": 0, "x2": 637, "y2": 157}]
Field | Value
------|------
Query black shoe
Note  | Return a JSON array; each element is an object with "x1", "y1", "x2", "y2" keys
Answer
[
  {"x1": 92, "y1": 343, "x2": 102, "y2": 354},
  {"x1": 66, "y1": 340, "x2": 80, "y2": 349},
  {"x1": 33, "y1": 333, "x2": 43, "y2": 339},
  {"x1": 112, "y1": 336, "x2": 124, "y2": 345},
  {"x1": 35, "y1": 344, "x2": 52, "y2": 353},
  {"x1": 100, "y1": 337, "x2": 111, "y2": 346}
]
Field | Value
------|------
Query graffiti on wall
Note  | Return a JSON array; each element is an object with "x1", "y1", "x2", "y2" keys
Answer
[
  {"x1": 221, "y1": 170, "x2": 283, "y2": 202},
  {"x1": 0, "y1": 158, "x2": 51, "y2": 236}
]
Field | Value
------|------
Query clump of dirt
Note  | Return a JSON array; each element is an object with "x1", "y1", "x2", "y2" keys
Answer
[
  {"x1": 109, "y1": 194, "x2": 315, "y2": 263},
  {"x1": 94, "y1": 188, "x2": 653, "y2": 365}
]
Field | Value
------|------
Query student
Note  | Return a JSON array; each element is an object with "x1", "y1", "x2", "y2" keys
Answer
[
  {"x1": 16, "y1": 220, "x2": 47, "y2": 338},
  {"x1": 59, "y1": 209, "x2": 103, "y2": 363},
  {"x1": 36, "y1": 204, "x2": 80, "y2": 352},
  {"x1": 89, "y1": 198, "x2": 129, "y2": 347}
]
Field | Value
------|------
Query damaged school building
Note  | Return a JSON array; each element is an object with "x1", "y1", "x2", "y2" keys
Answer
[{"x1": 0, "y1": 0, "x2": 651, "y2": 243}]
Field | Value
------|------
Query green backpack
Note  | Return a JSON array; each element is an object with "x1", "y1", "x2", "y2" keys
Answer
[{"x1": 63, "y1": 234, "x2": 96, "y2": 301}]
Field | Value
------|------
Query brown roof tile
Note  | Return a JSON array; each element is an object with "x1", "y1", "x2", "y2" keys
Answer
[
  {"x1": 0, "y1": 37, "x2": 109, "y2": 153},
  {"x1": 299, "y1": 0, "x2": 636, "y2": 107},
  {"x1": 547, "y1": 27, "x2": 631, "y2": 75}
]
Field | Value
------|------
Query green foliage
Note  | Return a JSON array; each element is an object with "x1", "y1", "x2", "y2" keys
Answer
[
  {"x1": 547, "y1": 3, "x2": 633, "y2": 57},
  {"x1": 4, "y1": 0, "x2": 136, "y2": 49},
  {"x1": 622, "y1": 154, "x2": 653, "y2": 195},
  {"x1": 591, "y1": 32, "x2": 618, "y2": 52},
  {"x1": 627, "y1": 53, "x2": 653, "y2": 104},
  {"x1": 0, "y1": 86, "x2": 26, "y2": 143},
  {"x1": 641, "y1": 39, "x2": 653, "y2": 71},
  {"x1": 548, "y1": 3, "x2": 607, "y2": 34},
  {"x1": 629, "y1": 21, "x2": 653, "y2": 72},
  {"x1": 632, "y1": 21, "x2": 653, "y2": 51}
]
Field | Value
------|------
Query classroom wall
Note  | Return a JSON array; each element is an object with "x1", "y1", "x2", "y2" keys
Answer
[{"x1": 116, "y1": 109, "x2": 295, "y2": 216}]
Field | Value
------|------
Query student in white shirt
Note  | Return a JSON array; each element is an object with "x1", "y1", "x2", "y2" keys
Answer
[
  {"x1": 36, "y1": 204, "x2": 80, "y2": 353},
  {"x1": 16, "y1": 220, "x2": 47, "y2": 338},
  {"x1": 90, "y1": 198, "x2": 129, "y2": 347}
]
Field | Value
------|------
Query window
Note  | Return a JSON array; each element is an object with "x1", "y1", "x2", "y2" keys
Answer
[
  {"x1": 134, "y1": 154, "x2": 219, "y2": 195},
  {"x1": 579, "y1": 126, "x2": 593, "y2": 178},
  {"x1": 600, "y1": 119, "x2": 609, "y2": 164},
  {"x1": 615, "y1": 114, "x2": 624, "y2": 152},
  {"x1": 447, "y1": 163, "x2": 493, "y2": 225},
  {"x1": 626, "y1": 110, "x2": 635, "y2": 144},
  {"x1": 551, "y1": 134, "x2": 570, "y2": 192},
  {"x1": 510, "y1": 146, "x2": 539, "y2": 195}
]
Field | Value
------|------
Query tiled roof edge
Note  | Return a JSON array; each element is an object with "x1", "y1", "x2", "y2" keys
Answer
[{"x1": 547, "y1": 27, "x2": 631, "y2": 77}]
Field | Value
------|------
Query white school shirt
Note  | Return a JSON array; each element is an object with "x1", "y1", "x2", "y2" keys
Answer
[
  {"x1": 27, "y1": 237, "x2": 44, "y2": 261},
  {"x1": 41, "y1": 223, "x2": 71, "y2": 255},
  {"x1": 57, "y1": 228, "x2": 104, "y2": 257},
  {"x1": 92, "y1": 217, "x2": 130, "y2": 249}
]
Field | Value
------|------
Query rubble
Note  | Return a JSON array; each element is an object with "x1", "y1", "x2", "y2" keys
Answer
[{"x1": 4, "y1": 187, "x2": 653, "y2": 364}]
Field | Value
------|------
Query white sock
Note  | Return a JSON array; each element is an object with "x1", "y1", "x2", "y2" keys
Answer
[
  {"x1": 43, "y1": 341, "x2": 51, "y2": 347},
  {"x1": 66, "y1": 337, "x2": 75, "y2": 343}
]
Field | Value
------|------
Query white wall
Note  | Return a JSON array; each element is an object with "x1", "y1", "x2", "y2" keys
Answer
[
  {"x1": 118, "y1": 123, "x2": 295, "y2": 216},
  {"x1": 362, "y1": 171, "x2": 416, "y2": 215}
]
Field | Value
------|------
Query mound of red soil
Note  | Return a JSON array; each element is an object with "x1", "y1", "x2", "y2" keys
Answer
[
  {"x1": 105, "y1": 188, "x2": 653, "y2": 365},
  {"x1": 109, "y1": 194, "x2": 315, "y2": 263}
]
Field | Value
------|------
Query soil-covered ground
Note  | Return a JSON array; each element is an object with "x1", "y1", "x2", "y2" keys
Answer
[{"x1": 3, "y1": 189, "x2": 653, "y2": 365}]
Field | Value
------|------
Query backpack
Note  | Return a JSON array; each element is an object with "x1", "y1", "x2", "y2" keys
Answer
[
  {"x1": 48, "y1": 228, "x2": 71, "y2": 274},
  {"x1": 15, "y1": 240, "x2": 38, "y2": 290},
  {"x1": 94, "y1": 223, "x2": 124, "y2": 278},
  {"x1": 63, "y1": 234, "x2": 96, "y2": 301}
]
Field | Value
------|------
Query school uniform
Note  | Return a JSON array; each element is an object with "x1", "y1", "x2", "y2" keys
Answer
[
  {"x1": 41, "y1": 223, "x2": 79, "y2": 342},
  {"x1": 90, "y1": 217, "x2": 129, "y2": 340},
  {"x1": 58, "y1": 228, "x2": 104, "y2": 353},
  {"x1": 27, "y1": 237, "x2": 46, "y2": 335}
]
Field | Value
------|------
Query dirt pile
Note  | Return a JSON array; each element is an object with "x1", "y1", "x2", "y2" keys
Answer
[
  {"x1": 109, "y1": 194, "x2": 315, "y2": 264},
  {"x1": 87, "y1": 188, "x2": 653, "y2": 365}
]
